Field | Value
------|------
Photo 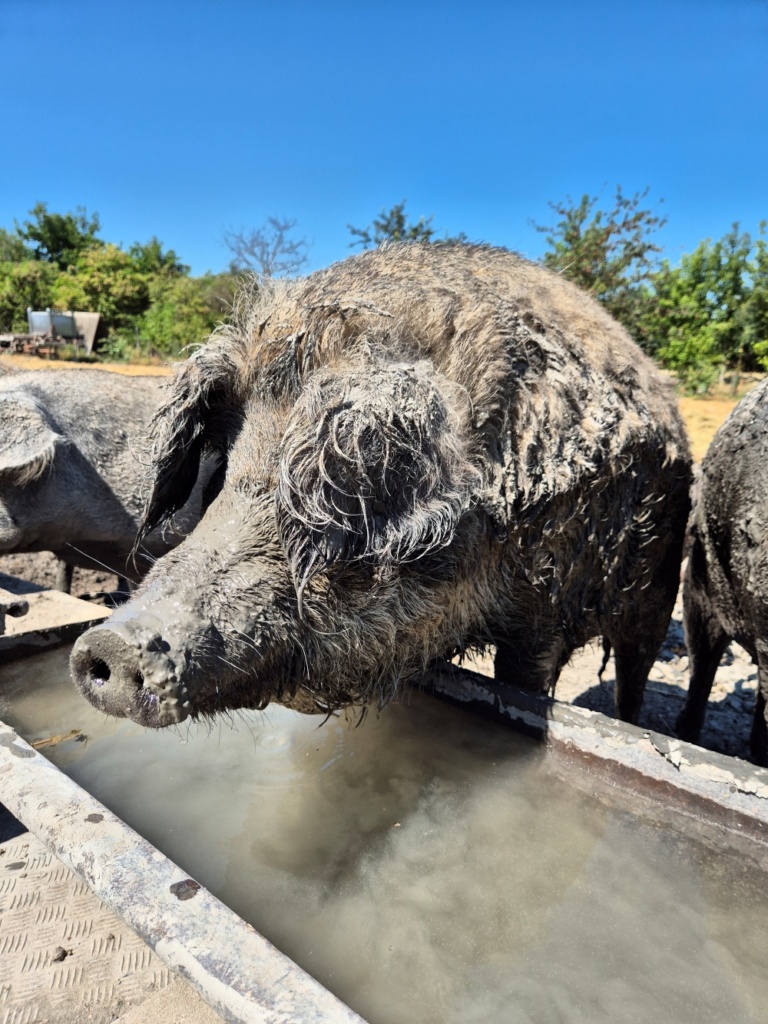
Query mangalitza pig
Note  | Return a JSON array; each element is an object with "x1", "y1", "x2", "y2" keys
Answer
[
  {"x1": 676, "y1": 379, "x2": 768, "y2": 764},
  {"x1": 71, "y1": 243, "x2": 691, "y2": 729},
  {"x1": 0, "y1": 367, "x2": 212, "y2": 590}
]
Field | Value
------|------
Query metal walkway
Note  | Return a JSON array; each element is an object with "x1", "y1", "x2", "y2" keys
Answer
[{"x1": 0, "y1": 806, "x2": 223, "y2": 1024}]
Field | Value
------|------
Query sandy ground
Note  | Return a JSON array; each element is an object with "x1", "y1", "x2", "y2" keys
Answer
[
  {"x1": 678, "y1": 393, "x2": 748, "y2": 462},
  {"x1": 0, "y1": 356, "x2": 764, "y2": 764},
  {"x1": 0, "y1": 352, "x2": 174, "y2": 375}
]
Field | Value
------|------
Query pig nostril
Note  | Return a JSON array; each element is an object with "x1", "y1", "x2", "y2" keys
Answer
[{"x1": 90, "y1": 659, "x2": 111, "y2": 687}]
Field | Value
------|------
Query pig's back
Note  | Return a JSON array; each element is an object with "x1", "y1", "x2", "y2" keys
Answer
[
  {"x1": 1, "y1": 369, "x2": 163, "y2": 517},
  {"x1": 244, "y1": 243, "x2": 688, "y2": 505}
]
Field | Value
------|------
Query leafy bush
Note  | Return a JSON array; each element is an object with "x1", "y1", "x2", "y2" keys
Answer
[
  {"x1": 140, "y1": 275, "x2": 223, "y2": 356},
  {"x1": 0, "y1": 260, "x2": 58, "y2": 331}
]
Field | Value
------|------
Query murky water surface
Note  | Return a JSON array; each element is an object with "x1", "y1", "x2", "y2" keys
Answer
[{"x1": 2, "y1": 647, "x2": 768, "y2": 1024}]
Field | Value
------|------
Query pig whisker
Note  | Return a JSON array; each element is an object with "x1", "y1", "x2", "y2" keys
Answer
[
  {"x1": 306, "y1": 620, "x2": 352, "y2": 639},
  {"x1": 213, "y1": 719, "x2": 224, "y2": 748},
  {"x1": 170, "y1": 721, "x2": 186, "y2": 743},
  {"x1": 232, "y1": 710, "x2": 260, "y2": 751},
  {"x1": 133, "y1": 546, "x2": 158, "y2": 566},
  {"x1": 204, "y1": 717, "x2": 222, "y2": 744},
  {"x1": 218, "y1": 709, "x2": 238, "y2": 733},
  {"x1": 226, "y1": 708, "x2": 258, "y2": 746},
  {"x1": 229, "y1": 627, "x2": 263, "y2": 657},
  {"x1": 228, "y1": 638, "x2": 264, "y2": 666},
  {"x1": 228, "y1": 638, "x2": 259, "y2": 661},
  {"x1": 63, "y1": 543, "x2": 124, "y2": 580},
  {"x1": 217, "y1": 654, "x2": 246, "y2": 674}
]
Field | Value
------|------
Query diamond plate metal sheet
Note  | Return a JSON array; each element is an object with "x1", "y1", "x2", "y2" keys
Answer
[{"x1": 0, "y1": 829, "x2": 179, "y2": 1024}]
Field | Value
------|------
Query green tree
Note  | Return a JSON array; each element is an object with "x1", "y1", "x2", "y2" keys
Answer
[
  {"x1": 743, "y1": 222, "x2": 768, "y2": 372},
  {"x1": 0, "y1": 228, "x2": 32, "y2": 263},
  {"x1": 647, "y1": 245, "x2": 722, "y2": 392},
  {"x1": 140, "y1": 274, "x2": 223, "y2": 357},
  {"x1": 196, "y1": 270, "x2": 239, "y2": 319},
  {"x1": 708, "y1": 224, "x2": 752, "y2": 381},
  {"x1": 17, "y1": 202, "x2": 102, "y2": 269},
  {"x1": 0, "y1": 260, "x2": 59, "y2": 332},
  {"x1": 649, "y1": 225, "x2": 755, "y2": 391},
  {"x1": 0, "y1": 205, "x2": 240, "y2": 359},
  {"x1": 347, "y1": 200, "x2": 466, "y2": 249},
  {"x1": 51, "y1": 243, "x2": 149, "y2": 333},
  {"x1": 533, "y1": 187, "x2": 666, "y2": 346},
  {"x1": 129, "y1": 237, "x2": 189, "y2": 276}
]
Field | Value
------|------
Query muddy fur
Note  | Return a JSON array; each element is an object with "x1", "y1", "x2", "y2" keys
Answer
[
  {"x1": 71, "y1": 243, "x2": 691, "y2": 729},
  {"x1": 676, "y1": 379, "x2": 768, "y2": 764}
]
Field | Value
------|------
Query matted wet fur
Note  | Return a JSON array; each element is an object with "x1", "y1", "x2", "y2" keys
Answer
[
  {"x1": 676, "y1": 379, "x2": 768, "y2": 764},
  {"x1": 71, "y1": 243, "x2": 691, "y2": 728}
]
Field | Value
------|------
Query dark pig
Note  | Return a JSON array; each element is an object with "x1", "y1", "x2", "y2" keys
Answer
[
  {"x1": 0, "y1": 367, "x2": 213, "y2": 589},
  {"x1": 71, "y1": 243, "x2": 691, "y2": 728},
  {"x1": 676, "y1": 379, "x2": 768, "y2": 764}
]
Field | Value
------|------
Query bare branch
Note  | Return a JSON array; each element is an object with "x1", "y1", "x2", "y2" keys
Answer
[{"x1": 223, "y1": 217, "x2": 309, "y2": 279}]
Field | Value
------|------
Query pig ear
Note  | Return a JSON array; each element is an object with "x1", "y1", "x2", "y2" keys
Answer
[
  {"x1": 276, "y1": 362, "x2": 481, "y2": 587},
  {"x1": 0, "y1": 393, "x2": 62, "y2": 485},
  {"x1": 139, "y1": 343, "x2": 243, "y2": 538}
]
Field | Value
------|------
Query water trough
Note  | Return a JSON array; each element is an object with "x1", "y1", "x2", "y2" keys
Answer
[{"x1": 2, "y1": 590, "x2": 768, "y2": 1024}]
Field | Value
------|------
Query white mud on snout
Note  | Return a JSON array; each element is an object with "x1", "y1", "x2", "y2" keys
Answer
[{"x1": 2, "y1": 647, "x2": 768, "y2": 1024}]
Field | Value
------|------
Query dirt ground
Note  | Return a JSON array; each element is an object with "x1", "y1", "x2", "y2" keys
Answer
[
  {"x1": 1, "y1": 356, "x2": 764, "y2": 764},
  {"x1": 0, "y1": 352, "x2": 173, "y2": 375}
]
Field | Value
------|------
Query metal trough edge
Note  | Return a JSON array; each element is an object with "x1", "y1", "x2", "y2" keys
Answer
[
  {"x1": 423, "y1": 663, "x2": 768, "y2": 865},
  {"x1": 0, "y1": 719, "x2": 367, "y2": 1024}
]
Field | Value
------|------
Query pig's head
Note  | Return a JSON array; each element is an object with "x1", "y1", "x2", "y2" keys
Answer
[
  {"x1": 0, "y1": 391, "x2": 64, "y2": 551},
  {"x1": 71, "y1": 339, "x2": 485, "y2": 727}
]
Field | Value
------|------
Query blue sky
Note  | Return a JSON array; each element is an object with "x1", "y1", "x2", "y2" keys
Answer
[{"x1": 1, "y1": 0, "x2": 766, "y2": 275}]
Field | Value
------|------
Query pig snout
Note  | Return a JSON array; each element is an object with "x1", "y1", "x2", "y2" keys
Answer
[{"x1": 71, "y1": 621, "x2": 192, "y2": 728}]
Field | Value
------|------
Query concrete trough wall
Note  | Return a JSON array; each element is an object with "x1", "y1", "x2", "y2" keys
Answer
[{"x1": 424, "y1": 663, "x2": 768, "y2": 869}]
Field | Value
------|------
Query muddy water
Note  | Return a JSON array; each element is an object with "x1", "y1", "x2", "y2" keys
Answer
[{"x1": 2, "y1": 647, "x2": 768, "y2": 1024}]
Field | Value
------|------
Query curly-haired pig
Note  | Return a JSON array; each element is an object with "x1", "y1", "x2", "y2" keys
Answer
[
  {"x1": 70, "y1": 243, "x2": 692, "y2": 728},
  {"x1": 676, "y1": 379, "x2": 768, "y2": 764},
  {"x1": 0, "y1": 367, "x2": 213, "y2": 591}
]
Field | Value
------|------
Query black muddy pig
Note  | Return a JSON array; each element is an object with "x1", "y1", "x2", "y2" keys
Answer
[
  {"x1": 71, "y1": 243, "x2": 691, "y2": 728},
  {"x1": 676, "y1": 379, "x2": 768, "y2": 764},
  {"x1": 0, "y1": 367, "x2": 212, "y2": 590}
]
